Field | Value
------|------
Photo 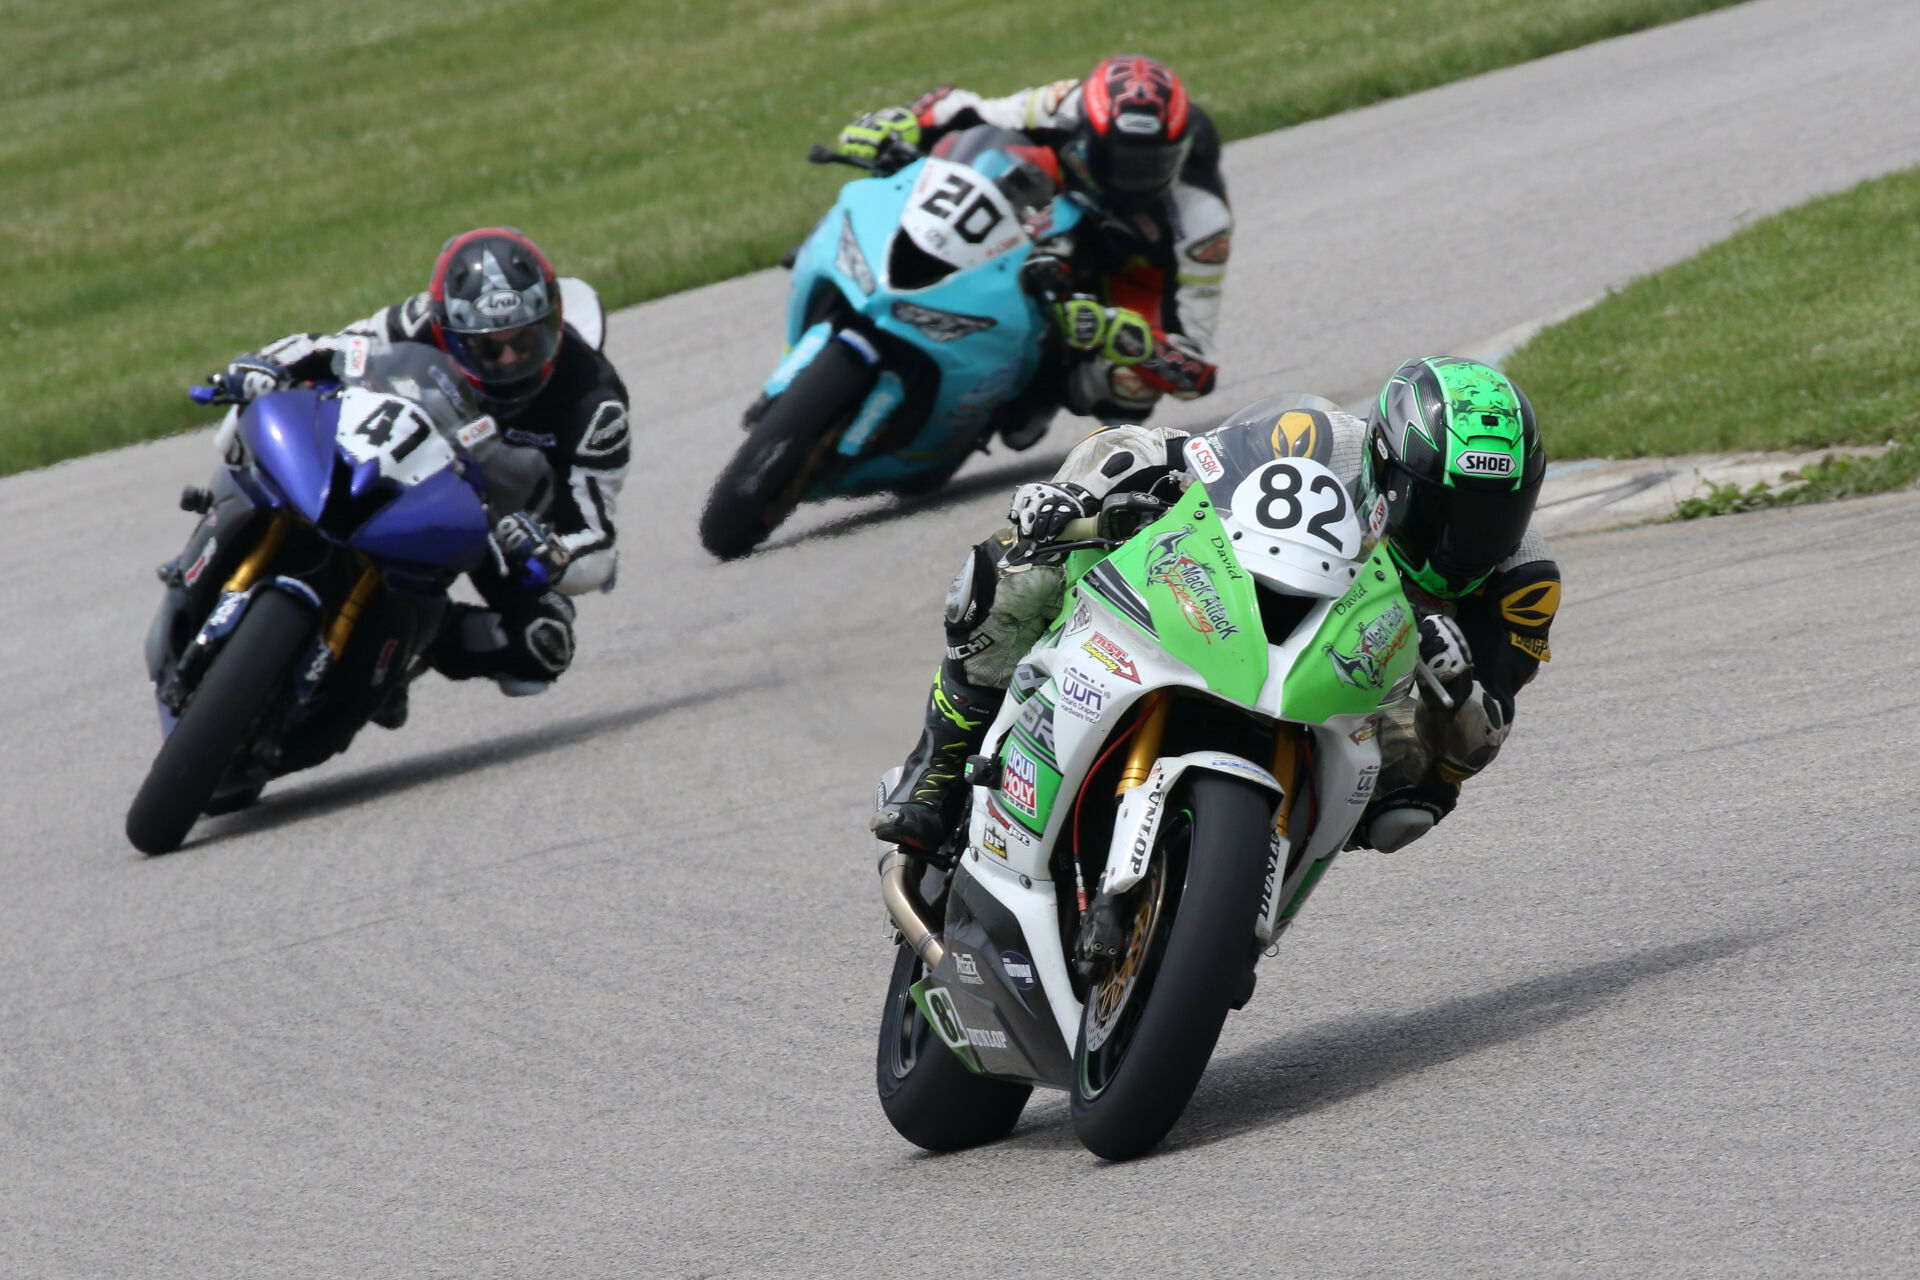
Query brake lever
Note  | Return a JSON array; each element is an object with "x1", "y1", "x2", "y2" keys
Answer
[
  {"x1": 1413, "y1": 660, "x2": 1457, "y2": 711},
  {"x1": 806, "y1": 144, "x2": 870, "y2": 170}
]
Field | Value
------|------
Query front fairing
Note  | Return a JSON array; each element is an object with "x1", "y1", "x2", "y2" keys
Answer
[
  {"x1": 240, "y1": 390, "x2": 335, "y2": 522},
  {"x1": 780, "y1": 160, "x2": 1083, "y2": 458},
  {"x1": 237, "y1": 388, "x2": 490, "y2": 575}
]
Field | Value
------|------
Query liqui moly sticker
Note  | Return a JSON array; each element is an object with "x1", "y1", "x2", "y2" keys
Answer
[
  {"x1": 1002, "y1": 747, "x2": 1039, "y2": 817},
  {"x1": 1185, "y1": 435, "x2": 1227, "y2": 483}
]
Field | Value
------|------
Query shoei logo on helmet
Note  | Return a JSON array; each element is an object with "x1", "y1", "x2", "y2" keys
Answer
[
  {"x1": 1114, "y1": 112, "x2": 1161, "y2": 135},
  {"x1": 1458, "y1": 450, "x2": 1515, "y2": 476},
  {"x1": 475, "y1": 289, "x2": 524, "y2": 319}
]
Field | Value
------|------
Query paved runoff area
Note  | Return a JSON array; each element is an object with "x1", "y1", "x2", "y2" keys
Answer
[{"x1": 3, "y1": 0, "x2": 1917, "y2": 1273}]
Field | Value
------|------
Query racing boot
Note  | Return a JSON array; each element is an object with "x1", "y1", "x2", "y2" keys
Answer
[{"x1": 870, "y1": 662, "x2": 1004, "y2": 855}]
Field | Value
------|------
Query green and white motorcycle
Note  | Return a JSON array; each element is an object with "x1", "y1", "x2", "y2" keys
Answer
[{"x1": 874, "y1": 398, "x2": 1429, "y2": 1161}]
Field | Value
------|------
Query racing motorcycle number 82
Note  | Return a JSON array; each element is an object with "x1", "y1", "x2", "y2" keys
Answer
[{"x1": 1229, "y1": 458, "x2": 1361, "y2": 558}]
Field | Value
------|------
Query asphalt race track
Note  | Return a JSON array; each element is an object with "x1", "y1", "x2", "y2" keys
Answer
[{"x1": 5, "y1": 1, "x2": 1919, "y2": 1274}]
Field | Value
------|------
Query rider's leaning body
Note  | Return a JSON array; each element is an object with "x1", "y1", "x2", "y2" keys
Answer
[
  {"x1": 213, "y1": 228, "x2": 630, "y2": 706},
  {"x1": 839, "y1": 55, "x2": 1231, "y2": 434},
  {"x1": 872, "y1": 357, "x2": 1562, "y2": 865}
]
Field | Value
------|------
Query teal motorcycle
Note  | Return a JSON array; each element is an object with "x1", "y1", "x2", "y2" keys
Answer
[
  {"x1": 874, "y1": 400, "x2": 1431, "y2": 1160},
  {"x1": 699, "y1": 125, "x2": 1082, "y2": 559}
]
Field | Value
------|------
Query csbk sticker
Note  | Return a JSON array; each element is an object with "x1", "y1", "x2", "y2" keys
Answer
[{"x1": 1185, "y1": 435, "x2": 1227, "y2": 483}]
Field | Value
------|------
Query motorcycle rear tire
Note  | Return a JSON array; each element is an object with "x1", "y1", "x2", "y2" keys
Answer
[
  {"x1": 125, "y1": 590, "x2": 314, "y2": 854},
  {"x1": 699, "y1": 339, "x2": 874, "y2": 560},
  {"x1": 1069, "y1": 775, "x2": 1271, "y2": 1161},
  {"x1": 876, "y1": 944, "x2": 1032, "y2": 1152}
]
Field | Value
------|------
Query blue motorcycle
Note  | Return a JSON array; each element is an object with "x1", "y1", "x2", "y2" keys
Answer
[
  {"x1": 128, "y1": 341, "x2": 519, "y2": 853},
  {"x1": 699, "y1": 125, "x2": 1084, "y2": 559}
]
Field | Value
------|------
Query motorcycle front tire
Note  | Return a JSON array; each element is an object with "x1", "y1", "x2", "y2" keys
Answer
[
  {"x1": 125, "y1": 590, "x2": 314, "y2": 855},
  {"x1": 698, "y1": 339, "x2": 874, "y2": 561},
  {"x1": 1068, "y1": 774, "x2": 1272, "y2": 1161},
  {"x1": 876, "y1": 944, "x2": 1032, "y2": 1152}
]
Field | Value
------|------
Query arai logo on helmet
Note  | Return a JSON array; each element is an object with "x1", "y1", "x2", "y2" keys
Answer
[
  {"x1": 1457, "y1": 449, "x2": 1515, "y2": 476},
  {"x1": 475, "y1": 289, "x2": 524, "y2": 319},
  {"x1": 1114, "y1": 112, "x2": 1162, "y2": 135}
]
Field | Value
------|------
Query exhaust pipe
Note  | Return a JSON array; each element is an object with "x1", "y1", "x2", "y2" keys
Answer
[{"x1": 878, "y1": 846, "x2": 945, "y2": 969}]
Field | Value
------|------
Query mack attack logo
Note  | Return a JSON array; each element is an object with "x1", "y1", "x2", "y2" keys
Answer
[
  {"x1": 1145, "y1": 528, "x2": 1239, "y2": 643},
  {"x1": 1324, "y1": 601, "x2": 1413, "y2": 690}
]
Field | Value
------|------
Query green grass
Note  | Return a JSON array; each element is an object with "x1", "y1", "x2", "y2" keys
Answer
[
  {"x1": 4, "y1": 0, "x2": 1745, "y2": 475},
  {"x1": 1507, "y1": 166, "x2": 1920, "y2": 464}
]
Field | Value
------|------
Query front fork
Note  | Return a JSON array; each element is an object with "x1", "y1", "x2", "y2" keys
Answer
[{"x1": 160, "y1": 511, "x2": 383, "y2": 717}]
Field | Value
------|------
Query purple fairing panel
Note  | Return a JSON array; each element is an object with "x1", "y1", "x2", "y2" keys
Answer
[
  {"x1": 348, "y1": 464, "x2": 490, "y2": 572},
  {"x1": 241, "y1": 391, "x2": 338, "y2": 523}
]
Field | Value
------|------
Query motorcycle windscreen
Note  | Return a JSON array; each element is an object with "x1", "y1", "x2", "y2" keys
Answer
[{"x1": 240, "y1": 391, "x2": 338, "y2": 524}]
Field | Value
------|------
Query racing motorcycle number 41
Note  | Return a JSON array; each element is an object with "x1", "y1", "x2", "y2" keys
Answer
[{"x1": 336, "y1": 387, "x2": 456, "y2": 487}]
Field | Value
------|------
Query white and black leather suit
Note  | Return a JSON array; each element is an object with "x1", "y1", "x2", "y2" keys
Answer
[{"x1": 249, "y1": 295, "x2": 629, "y2": 688}]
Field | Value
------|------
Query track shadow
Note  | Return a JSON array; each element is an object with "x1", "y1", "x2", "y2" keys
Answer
[
  {"x1": 996, "y1": 927, "x2": 1779, "y2": 1157},
  {"x1": 759, "y1": 452, "x2": 1067, "y2": 552},
  {"x1": 188, "y1": 679, "x2": 766, "y2": 847}
]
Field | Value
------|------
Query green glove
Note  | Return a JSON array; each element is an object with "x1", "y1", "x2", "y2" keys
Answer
[
  {"x1": 1054, "y1": 299, "x2": 1154, "y2": 366},
  {"x1": 837, "y1": 106, "x2": 922, "y2": 161}
]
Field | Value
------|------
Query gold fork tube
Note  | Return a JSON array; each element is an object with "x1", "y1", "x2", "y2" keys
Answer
[
  {"x1": 324, "y1": 562, "x2": 383, "y2": 658},
  {"x1": 1269, "y1": 724, "x2": 1304, "y2": 838},
  {"x1": 220, "y1": 511, "x2": 291, "y2": 594},
  {"x1": 1116, "y1": 692, "x2": 1171, "y2": 797}
]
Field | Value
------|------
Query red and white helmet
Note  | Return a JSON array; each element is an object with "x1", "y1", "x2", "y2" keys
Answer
[
  {"x1": 428, "y1": 227, "x2": 563, "y2": 411},
  {"x1": 1063, "y1": 56, "x2": 1193, "y2": 208}
]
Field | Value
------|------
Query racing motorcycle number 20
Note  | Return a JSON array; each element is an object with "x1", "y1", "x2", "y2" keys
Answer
[{"x1": 918, "y1": 173, "x2": 1005, "y2": 245}]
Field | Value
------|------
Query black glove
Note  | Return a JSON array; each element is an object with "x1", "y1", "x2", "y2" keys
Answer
[
  {"x1": 215, "y1": 354, "x2": 291, "y2": 404},
  {"x1": 495, "y1": 511, "x2": 570, "y2": 590},
  {"x1": 1017, "y1": 254, "x2": 1074, "y2": 307},
  {"x1": 1009, "y1": 481, "x2": 1096, "y2": 546},
  {"x1": 1418, "y1": 613, "x2": 1474, "y2": 698}
]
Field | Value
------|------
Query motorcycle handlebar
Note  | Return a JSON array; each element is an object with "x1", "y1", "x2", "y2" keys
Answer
[
  {"x1": 188, "y1": 384, "x2": 219, "y2": 405},
  {"x1": 807, "y1": 144, "x2": 869, "y2": 170}
]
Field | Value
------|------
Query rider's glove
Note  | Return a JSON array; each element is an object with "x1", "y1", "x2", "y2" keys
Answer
[
  {"x1": 836, "y1": 107, "x2": 921, "y2": 162},
  {"x1": 216, "y1": 355, "x2": 291, "y2": 404},
  {"x1": 495, "y1": 511, "x2": 570, "y2": 590},
  {"x1": 1053, "y1": 299, "x2": 1154, "y2": 366},
  {"x1": 1418, "y1": 614, "x2": 1474, "y2": 696},
  {"x1": 1009, "y1": 481, "x2": 1097, "y2": 546}
]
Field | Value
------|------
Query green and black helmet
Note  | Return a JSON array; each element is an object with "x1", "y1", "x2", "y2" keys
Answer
[{"x1": 1364, "y1": 357, "x2": 1545, "y2": 597}]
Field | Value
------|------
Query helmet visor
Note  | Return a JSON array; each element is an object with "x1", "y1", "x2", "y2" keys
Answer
[
  {"x1": 1388, "y1": 466, "x2": 1537, "y2": 592},
  {"x1": 1095, "y1": 135, "x2": 1191, "y2": 196},
  {"x1": 444, "y1": 310, "x2": 563, "y2": 385}
]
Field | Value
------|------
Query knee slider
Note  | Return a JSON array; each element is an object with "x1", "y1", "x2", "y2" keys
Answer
[{"x1": 942, "y1": 541, "x2": 1001, "y2": 640}]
